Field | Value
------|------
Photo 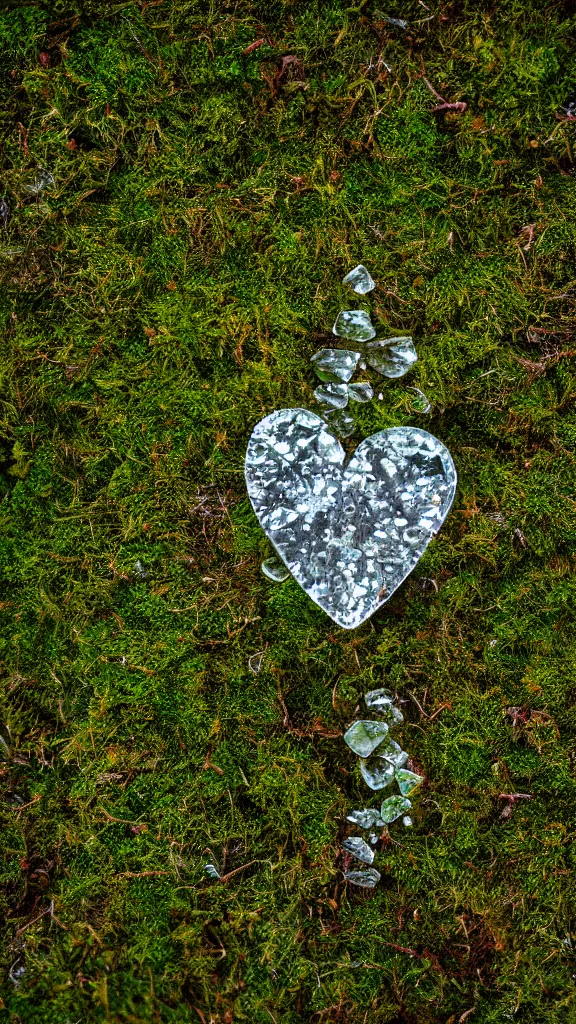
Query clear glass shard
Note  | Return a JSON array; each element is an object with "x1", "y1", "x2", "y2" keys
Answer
[
  {"x1": 262, "y1": 556, "x2": 290, "y2": 582},
  {"x1": 395, "y1": 768, "x2": 424, "y2": 796},
  {"x1": 346, "y1": 808, "x2": 385, "y2": 829},
  {"x1": 380, "y1": 795, "x2": 412, "y2": 824},
  {"x1": 344, "y1": 867, "x2": 381, "y2": 888},
  {"x1": 25, "y1": 169, "x2": 55, "y2": 194},
  {"x1": 348, "y1": 382, "x2": 374, "y2": 404},
  {"x1": 343, "y1": 720, "x2": 389, "y2": 757},
  {"x1": 134, "y1": 559, "x2": 148, "y2": 579},
  {"x1": 408, "y1": 387, "x2": 431, "y2": 414},
  {"x1": 377, "y1": 738, "x2": 408, "y2": 768},
  {"x1": 376, "y1": 704, "x2": 404, "y2": 726},
  {"x1": 325, "y1": 408, "x2": 355, "y2": 438},
  {"x1": 0, "y1": 722, "x2": 10, "y2": 759},
  {"x1": 343, "y1": 265, "x2": 376, "y2": 295},
  {"x1": 368, "y1": 832, "x2": 379, "y2": 844},
  {"x1": 204, "y1": 863, "x2": 221, "y2": 879},
  {"x1": 403, "y1": 815, "x2": 413, "y2": 827},
  {"x1": 342, "y1": 836, "x2": 375, "y2": 864},
  {"x1": 311, "y1": 348, "x2": 360, "y2": 383},
  {"x1": 248, "y1": 650, "x2": 266, "y2": 674},
  {"x1": 333, "y1": 310, "x2": 376, "y2": 343},
  {"x1": 365, "y1": 688, "x2": 394, "y2": 710},
  {"x1": 360, "y1": 755, "x2": 395, "y2": 791},
  {"x1": 314, "y1": 383, "x2": 349, "y2": 409},
  {"x1": 366, "y1": 336, "x2": 417, "y2": 378}
]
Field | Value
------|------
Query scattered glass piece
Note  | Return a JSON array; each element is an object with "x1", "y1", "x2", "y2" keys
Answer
[
  {"x1": 314, "y1": 383, "x2": 349, "y2": 409},
  {"x1": 0, "y1": 722, "x2": 10, "y2": 759},
  {"x1": 245, "y1": 410, "x2": 458, "y2": 629},
  {"x1": 134, "y1": 559, "x2": 148, "y2": 579},
  {"x1": 344, "y1": 867, "x2": 381, "y2": 888},
  {"x1": 325, "y1": 408, "x2": 356, "y2": 438},
  {"x1": 348, "y1": 382, "x2": 374, "y2": 404},
  {"x1": 377, "y1": 738, "x2": 408, "y2": 768},
  {"x1": 333, "y1": 310, "x2": 376, "y2": 343},
  {"x1": 204, "y1": 864, "x2": 221, "y2": 879},
  {"x1": 9, "y1": 962, "x2": 26, "y2": 988},
  {"x1": 342, "y1": 836, "x2": 375, "y2": 864},
  {"x1": 395, "y1": 768, "x2": 424, "y2": 796},
  {"x1": 403, "y1": 815, "x2": 413, "y2": 827},
  {"x1": 343, "y1": 720, "x2": 389, "y2": 757},
  {"x1": 360, "y1": 755, "x2": 395, "y2": 791},
  {"x1": 365, "y1": 688, "x2": 394, "y2": 710},
  {"x1": 248, "y1": 650, "x2": 266, "y2": 674},
  {"x1": 311, "y1": 348, "x2": 360, "y2": 383},
  {"x1": 381, "y1": 15, "x2": 407, "y2": 29},
  {"x1": 561, "y1": 92, "x2": 576, "y2": 119},
  {"x1": 0, "y1": 198, "x2": 9, "y2": 224},
  {"x1": 366, "y1": 337, "x2": 417, "y2": 378},
  {"x1": 408, "y1": 387, "x2": 431, "y2": 414},
  {"x1": 380, "y1": 795, "x2": 412, "y2": 824},
  {"x1": 378, "y1": 392, "x2": 384, "y2": 400},
  {"x1": 25, "y1": 170, "x2": 55, "y2": 194},
  {"x1": 368, "y1": 832, "x2": 378, "y2": 844},
  {"x1": 347, "y1": 808, "x2": 385, "y2": 829},
  {"x1": 377, "y1": 704, "x2": 404, "y2": 726},
  {"x1": 359, "y1": 360, "x2": 367, "y2": 370},
  {"x1": 262, "y1": 556, "x2": 290, "y2": 582},
  {"x1": 343, "y1": 265, "x2": 376, "y2": 295}
]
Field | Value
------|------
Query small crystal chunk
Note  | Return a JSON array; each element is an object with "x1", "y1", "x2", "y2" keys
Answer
[
  {"x1": 395, "y1": 768, "x2": 424, "y2": 795},
  {"x1": 366, "y1": 336, "x2": 417, "y2": 378},
  {"x1": 403, "y1": 815, "x2": 413, "y2": 827},
  {"x1": 347, "y1": 808, "x2": 385, "y2": 828},
  {"x1": 311, "y1": 348, "x2": 360, "y2": 383},
  {"x1": 368, "y1": 832, "x2": 378, "y2": 844},
  {"x1": 314, "y1": 383, "x2": 349, "y2": 409},
  {"x1": 348, "y1": 382, "x2": 374, "y2": 403},
  {"x1": 325, "y1": 408, "x2": 355, "y2": 438},
  {"x1": 204, "y1": 864, "x2": 221, "y2": 879},
  {"x1": 343, "y1": 265, "x2": 376, "y2": 295},
  {"x1": 377, "y1": 705, "x2": 404, "y2": 726},
  {"x1": 344, "y1": 867, "x2": 381, "y2": 888},
  {"x1": 333, "y1": 310, "x2": 376, "y2": 342},
  {"x1": 342, "y1": 836, "x2": 375, "y2": 864},
  {"x1": 261, "y1": 556, "x2": 290, "y2": 582},
  {"x1": 377, "y1": 738, "x2": 408, "y2": 767},
  {"x1": 365, "y1": 688, "x2": 394, "y2": 710},
  {"x1": 360, "y1": 755, "x2": 395, "y2": 791},
  {"x1": 380, "y1": 795, "x2": 412, "y2": 824},
  {"x1": 344, "y1": 720, "x2": 389, "y2": 757},
  {"x1": 409, "y1": 387, "x2": 431, "y2": 413}
]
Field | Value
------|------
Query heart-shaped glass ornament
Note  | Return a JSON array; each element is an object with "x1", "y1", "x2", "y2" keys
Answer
[{"x1": 245, "y1": 409, "x2": 456, "y2": 629}]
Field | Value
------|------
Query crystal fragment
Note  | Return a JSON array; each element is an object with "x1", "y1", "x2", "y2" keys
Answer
[
  {"x1": 325, "y1": 408, "x2": 355, "y2": 438},
  {"x1": 344, "y1": 867, "x2": 381, "y2": 888},
  {"x1": 314, "y1": 383, "x2": 349, "y2": 409},
  {"x1": 262, "y1": 556, "x2": 290, "y2": 582},
  {"x1": 25, "y1": 170, "x2": 55, "y2": 194},
  {"x1": 368, "y1": 832, "x2": 378, "y2": 844},
  {"x1": 342, "y1": 836, "x2": 375, "y2": 864},
  {"x1": 333, "y1": 310, "x2": 376, "y2": 343},
  {"x1": 395, "y1": 768, "x2": 424, "y2": 796},
  {"x1": 348, "y1": 382, "x2": 374, "y2": 403},
  {"x1": 311, "y1": 348, "x2": 360, "y2": 383},
  {"x1": 134, "y1": 559, "x2": 148, "y2": 579},
  {"x1": 365, "y1": 688, "x2": 394, "y2": 710},
  {"x1": 377, "y1": 738, "x2": 408, "y2": 767},
  {"x1": 382, "y1": 15, "x2": 407, "y2": 28},
  {"x1": 408, "y1": 387, "x2": 431, "y2": 414},
  {"x1": 366, "y1": 336, "x2": 417, "y2": 378},
  {"x1": 0, "y1": 722, "x2": 10, "y2": 759},
  {"x1": 377, "y1": 704, "x2": 404, "y2": 726},
  {"x1": 204, "y1": 863, "x2": 221, "y2": 879},
  {"x1": 380, "y1": 795, "x2": 412, "y2": 823},
  {"x1": 360, "y1": 755, "x2": 395, "y2": 790},
  {"x1": 347, "y1": 808, "x2": 385, "y2": 829},
  {"x1": 0, "y1": 198, "x2": 9, "y2": 224},
  {"x1": 343, "y1": 265, "x2": 376, "y2": 295},
  {"x1": 344, "y1": 720, "x2": 389, "y2": 757},
  {"x1": 403, "y1": 816, "x2": 413, "y2": 827}
]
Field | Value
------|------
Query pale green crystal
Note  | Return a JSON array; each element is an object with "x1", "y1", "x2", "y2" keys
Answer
[
  {"x1": 343, "y1": 720, "x2": 389, "y2": 757},
  {"x1": 359, "y1": 755, "x2": 395, "y2": 791},
  {"x1": 377, "y1": 738, "x2": 408, "y2": 767},
  {"x1": 342, "y1": 836, "x2": 374, "y2": 864},
  {"x1": 395, "y1": 768, "x2": 424, "y2": 796},
  {"x1": 311, "y1": 348, "x2": 360, "y2": 383},
  {"x1": 344, "y1": 867, "x2": 381, "y2": 888},
  {"x1": 333, "y1": 310, "x2": 376, "y2": 342},
  {"x1": 408, "y1": 387, "x2": 431, "y2": 413},
  {"x1": 261, "y1": 556, "x2": 290, "y2": 582},
  {"x1": 380, "y1": 795, "x2": 412, "y2": 824},
  {"x1": 314, "y1": 383, "x2": 348, "y2": 409},
  {"x1": 204, "y1": 864, "x2": 220, "y2": 879},
  {"x1": 343, "y1": 264, "x2": 376, "y2": 295}
]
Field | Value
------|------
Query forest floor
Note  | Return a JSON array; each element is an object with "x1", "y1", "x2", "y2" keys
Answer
[{"x1": 1, "y1": 2, "x2": 576, "y2": 1022}]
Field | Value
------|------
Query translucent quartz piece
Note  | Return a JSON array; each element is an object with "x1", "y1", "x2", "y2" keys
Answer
[
  {"x1": 368, "y1": 832, "x2": 378, "y2": 844},
  {"x1": 343, "y1": 264, "x2": 376, "y2": 295},
  {"x1": 325, "y1": 408, "x2": 355, "y2": 438},
  {"x1": 245, "y1": 410, "x2": 457, "y2": 630},
  {"x1": 311, "y1": 348, "x2": 360, "y2": 383},
  {"x1": 347, "y1": 808, "x2": 385, "y2": 829},
  {"x1": 204, "y1": 864, "x2": 220, "y2": 879},
  {"x1": 348, "y1": 382, "x2": 374, "y2": 403},
  {"x1": 403, "y1": 816, "x2": 413, "y2": 827},
  {"x1": 0, "y1": 722, "x2": 10, "y2": 759},
  {"x1": 333, "y1": 310, "x2": 376, "y2": 343},
  {"x1": 343, "y1": 720, "x2": 389, "y2": 757},
  {"x1": 262, "y1": 556, "x2": 290, "y2": 582},
  {"x1": 342, "y1": 836, "x2": 375, "y2": 864},
  {"x1": 408, "y1": 387, "x2": 431, "y2": 414},
  {"x1": 395, "y1": 768, "x2": 424, "y2": 796},
  {"x1": 314, "y1": 383, "x2": 349, "y2": 409},
  {"x1": 366, "y1": 337, "x2": 417, "y2": 378},
  {"x1": 365, "y1": 688, "x2": 394, "y2": 710},
  {"x1": 377, "y1": 738, "x2": 408, "y2": 767},
  {"x1": 344, "y1": 867, "x2": 381, "y2": 888},
  {"x1": 380, "y1": 795, "x2": 412, "y2": 824},
  {"x1": 25, "y1": 169, "x2": 55, "y2": 194},
  {"x1": 377, "y1": 705, "x2": 404, "y2": 726},
  {"x1": 360, "y1": 755, "x2": 395, "y2": 791},
  {"x1": 134, "y1": 559, "x2": 148, "y2": 579}
]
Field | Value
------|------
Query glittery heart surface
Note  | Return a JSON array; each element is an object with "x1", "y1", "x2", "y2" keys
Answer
[{"x1": 245, "y1": 409, "x2": 457, "y2": 629}]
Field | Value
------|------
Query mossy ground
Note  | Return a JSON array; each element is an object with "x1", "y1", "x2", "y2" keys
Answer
[{"x1": 1, "y1": 1, "x2": 576, "y2": 1021}]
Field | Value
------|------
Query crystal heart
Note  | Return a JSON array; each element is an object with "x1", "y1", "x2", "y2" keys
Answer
[{"x1": 245, "y1": 409, "x2": 456, "y2": 629}]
